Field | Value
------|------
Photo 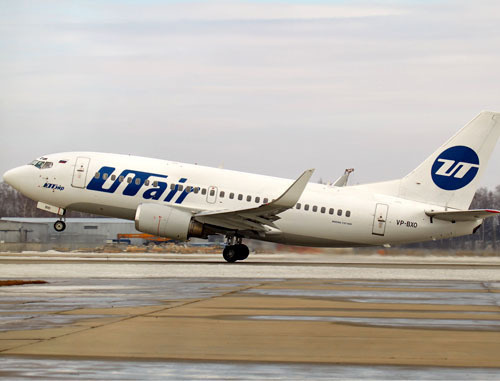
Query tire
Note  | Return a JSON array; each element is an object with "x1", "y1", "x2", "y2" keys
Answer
[
  {"x1": 54, "y1": 220, "x2": 66, "y2": 232},
  {"x1": 223, "y1": 246, "x2": 238, "y2": 263},
  {"x1": 235, "y1": 244, "x2": 249, "y2": 261}
]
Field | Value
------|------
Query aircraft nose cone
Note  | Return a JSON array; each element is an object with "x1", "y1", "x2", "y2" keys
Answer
[
  {"x1": 3, "y1": 168, "x2": 15, "y2": 185},
  {"x1": 3, "y1": 166, "x2": 25, "y2": 191}
]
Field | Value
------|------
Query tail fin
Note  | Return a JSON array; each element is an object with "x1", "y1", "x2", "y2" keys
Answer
[{"x1": 399, "y1": 111, "x2": 500, "y2": 210}]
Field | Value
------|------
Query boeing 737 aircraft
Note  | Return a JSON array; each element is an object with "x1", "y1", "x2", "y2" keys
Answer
[{"x1": 3, "y1": 111, "x2": 500, "y2": 262}]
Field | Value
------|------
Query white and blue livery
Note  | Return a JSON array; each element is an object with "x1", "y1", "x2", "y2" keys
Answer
[{"x1": 4, "y1": 111, "x2": 500, "y2": 262}]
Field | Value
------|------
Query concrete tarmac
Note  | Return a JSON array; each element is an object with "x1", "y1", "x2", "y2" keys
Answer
[{"x1": 1, "y1": 251, "x2": 500, "y2": 379}]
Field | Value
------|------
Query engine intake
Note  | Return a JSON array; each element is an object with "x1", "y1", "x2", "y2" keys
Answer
[{"x1": 135, "y1": 203, "x2": 206, "y2": 240}]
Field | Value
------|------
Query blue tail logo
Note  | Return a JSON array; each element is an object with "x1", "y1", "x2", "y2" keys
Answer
[{"x1": 431, "y1": 146, "x2": 479, "y2": 190}]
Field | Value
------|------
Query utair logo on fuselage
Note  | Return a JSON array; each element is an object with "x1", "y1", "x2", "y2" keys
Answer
[
  {"x1": 86, "y1": 167, "x2": 192, "y2": 204},
  {"x1": 431, "y1": 145, "x2": 480, "y2": 190}
]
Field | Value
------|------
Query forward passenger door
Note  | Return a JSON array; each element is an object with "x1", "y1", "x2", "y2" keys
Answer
[{"x1": 72, "y1": 157, "x2": 90, "y2": 188}]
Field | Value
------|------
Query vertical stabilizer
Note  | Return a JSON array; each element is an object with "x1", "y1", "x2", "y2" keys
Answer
[{"x1": 399, "y1": 111, "x2": 500, "y2": 210}]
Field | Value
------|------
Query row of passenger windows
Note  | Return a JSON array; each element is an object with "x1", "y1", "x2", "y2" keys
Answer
[
  {"x1": 95, "y1": 172, "x2": 226, "y2": 195},
  {"x1": 94, "y1": 172, "x2": 352, "y2": 217},
  {"x1": 296, "y1": 203, "x2": 351, "y2": 217}
]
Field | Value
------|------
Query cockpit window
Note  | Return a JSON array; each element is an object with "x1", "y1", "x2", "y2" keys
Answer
[
  {"x1": 30, "y1": 160, "x2": 53, "y2": 169},
  {"x1": 30, "y1": 160, "x2": 44, "y2": 168}
]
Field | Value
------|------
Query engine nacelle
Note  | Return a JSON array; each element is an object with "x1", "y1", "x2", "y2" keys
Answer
[{"x1": 134, "y1": 203, "x2": 205, "y2": 241}]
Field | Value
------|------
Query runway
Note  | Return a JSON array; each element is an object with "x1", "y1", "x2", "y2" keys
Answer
[
  {"x1": 1, "y1": 251, "x2": 500, "y2": 379},
  {"x1": 1, "y1": 251, "x2": 500, "y2": 280}
]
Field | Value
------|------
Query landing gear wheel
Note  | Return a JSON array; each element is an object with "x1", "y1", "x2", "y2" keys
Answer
[
  {"x1": 54, "y1": 220, "x2": 66, "y2": 232},
  {"x1": 222, "y1": 244, "x2": 250, "y2": 262},
  {"x1": 235, "y1": 244, "x2": 249, "y2": 261},
  {"x1": 223, "y1": 246, "x2": 238, "y2": 263}
]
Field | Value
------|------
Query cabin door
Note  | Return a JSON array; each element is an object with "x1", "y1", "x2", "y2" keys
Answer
[
  {"x1": 372, "y1": 203, "x2": 389, "y2": 236},
  {"x1": 72, "y1": 157, "x2": 91, "y2": 188}
]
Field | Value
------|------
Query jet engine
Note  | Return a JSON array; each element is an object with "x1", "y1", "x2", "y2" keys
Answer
[{"x1": 134, "y1": 203, "x2": 206, "y2": 240}]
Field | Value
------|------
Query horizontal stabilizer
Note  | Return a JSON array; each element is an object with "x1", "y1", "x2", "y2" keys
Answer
[{"x1": 425, "y1": 209, "x2": 500, "y2": 222}]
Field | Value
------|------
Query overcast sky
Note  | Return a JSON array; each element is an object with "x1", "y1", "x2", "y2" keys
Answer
[{"x1": 1, "y1": 0, "x2": 500, "y2": 188}]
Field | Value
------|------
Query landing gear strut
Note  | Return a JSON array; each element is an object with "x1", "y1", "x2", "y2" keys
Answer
[
  {"x1": 223, "y1": 236, "x2": 249, "y2": 263},
  {"x1": 54, "y1": 219, "x2": 66, "y2": 232}
]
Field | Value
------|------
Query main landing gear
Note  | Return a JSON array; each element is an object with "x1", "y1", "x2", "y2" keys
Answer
[
  {"x1": 53, "y1": 219, "x2": 66, "y2": 232},
  {"x1": 223, "y1": 236, "x2": 249, "y2": 263}
]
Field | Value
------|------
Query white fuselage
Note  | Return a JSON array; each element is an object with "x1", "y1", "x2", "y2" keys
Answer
[{"x1": 5, "y1": 152, "x2": 479, "y2": 248}]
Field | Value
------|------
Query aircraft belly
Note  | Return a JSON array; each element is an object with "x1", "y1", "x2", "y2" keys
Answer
[
  {"x1": 67, "y1": 202, "x2": 136, "y2": 220},
  {"x1": 247, "y1": 232, "x2": 373, "y2": 248}
]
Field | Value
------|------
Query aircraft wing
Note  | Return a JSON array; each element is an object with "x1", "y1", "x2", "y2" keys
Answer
[
  {"x1": 425, "y1": 209, "x2": 500, "y2": 222},
  {"x1": 194, "y1": 169, "x2": 314, "y2": 233}
]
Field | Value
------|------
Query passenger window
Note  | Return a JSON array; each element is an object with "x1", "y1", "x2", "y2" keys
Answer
[
  {"x1": 312, "y1": 206, "x2": 318, "y2": 212},
  {"x1": 194, "y1": 187, "x2": 199, "y2": 194},
  {"x1": 220, "y1": 191, "x2": 225, "y2": 198},
  {"x1": 346, "y1": 210, "x2": 351, "y2": 217},
  {"x1": 296, "y1": 203, "x2": 301, "y2": 210},
  {"x1": 144, "y1": 179, "x2": 149, "y2": 186},
  {"x1": 103, "y1": 173, "x2": 109, "y2": 180},
  {"x1": 337, "y1": 209, "x2": 342, "y2": 216},
  {"x1": 178, "y1": 185, "x2": 183, "y2": 191},
  {"x1": 210, "y1": 189, "x2": 215, "y2": 196},
  {"x1": 263, "y1": 198, "x2": 269, "y2": 204},
  {"x1": 119, "y1": 176, "x2": 124, "y2": 183},
  {"x1": 246, "y1": 195, "x2": 251, "y2": 202},
  {"x1": 238, "y1": 194, "x2": 243, "y2": 200},
  {"x1": 186, "y1": 186, "x2": 192, "y2": 192},
  {"x1": 255, "y1": 196, "x2": 260, "y2": 203},
  {"x1": 111, "y1": 175, "x2": 116, "y2": 181},
  {"x1": 304, "y1": 204, "x2": 309, "y2": 211},
  {"x1": 94, "y1": 172, "x2": 100, "y2": 179},
  {"x1": 170, "y1": 184, "x2": 176, "y2": 190},
  {"x1": 202, "y1": 188, "x2": 207, "y2": 195},
  {"x1": 321, "y1": 207, "x2": 326, "y2": 214},
  {"x1": 153, "y1": 181, "x2": 158, "y2": 187},
  {"x1": 329, "y1": 208, "x2": 334, "y2": 215},
  {"x1": 127, "y1": 177, "x2": 132, "y2": 184},
  {"x1": 135, "y1": 178, "x2": 141, "y2": 185},
  {"x1": 230, "y1": 192, "x2": 234, "y2": 199}
]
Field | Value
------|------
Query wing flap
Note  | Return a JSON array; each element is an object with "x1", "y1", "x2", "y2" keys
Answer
[{"x1": 425, "y1": 209, "x2": 500, "y2": 222}]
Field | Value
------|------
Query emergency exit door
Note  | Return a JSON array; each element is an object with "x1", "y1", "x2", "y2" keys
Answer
[
  {"x1": 206, "y1": 186, "x2": 218, "y2": 204},
  {"x1": 372, "y1": 203, "x2": 389, "y2": 236},
  {"x1": 72, "y1": 157, "x2": 90, "y2": 188}
]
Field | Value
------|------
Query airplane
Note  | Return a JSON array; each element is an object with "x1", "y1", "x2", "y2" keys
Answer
[{"x1": 3, "y1": 111, "x2": 500, "y2": 262}]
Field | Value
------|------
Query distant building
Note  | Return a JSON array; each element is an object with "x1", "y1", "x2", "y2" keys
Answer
[
  {"x1": 0, "y1": 217, "x2": 226, "y2": 252},
  {"x1": 0, "y1": 218, "x2": 140, "y2": 250}
]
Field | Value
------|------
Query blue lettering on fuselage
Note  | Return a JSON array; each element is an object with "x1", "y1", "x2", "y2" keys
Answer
[
  {"x1": 143, "y1": 181, "x2": 168, "y2": 200},
  {"x1": 86, "y1": 167, "x2": 193, "y2": 204},
  {"x1": 164, "y1": 178, "x2": 187, "y2": 202},
  {"x1": 43, "y1": 182, "x2": 64, "y2": 191}
]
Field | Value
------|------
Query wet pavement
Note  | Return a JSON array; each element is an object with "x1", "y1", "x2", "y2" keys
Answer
[
  {"x1": 0, "y1": 278, "x2": 258, "y2": 331},
  {"x1": 0, "y1": 252, "x2": 499, "y2": 379},
  {"x1": 2, "y1": 357, "x2": 500, "y2": 380},
  {"x1": 245, "y1": 283, "x2": 500, "y2": 306}
]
